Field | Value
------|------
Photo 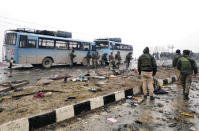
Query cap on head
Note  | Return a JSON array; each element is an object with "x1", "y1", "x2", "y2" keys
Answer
[
  {"x1": 176, "y1": 49, "x2": 180, "y2": 53},
  {"x1": 183, "y1": 50, "x2": 190, "y2": 55}
]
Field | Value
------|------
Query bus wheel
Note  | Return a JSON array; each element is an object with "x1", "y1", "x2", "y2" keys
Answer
[{"x1": 42, "y1": 57, "x2": 52, "y2": 68}]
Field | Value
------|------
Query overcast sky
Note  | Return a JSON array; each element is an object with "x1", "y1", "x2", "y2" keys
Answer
[{"x1": 1, "y1": 0, "x2": 199, "y2": 58}]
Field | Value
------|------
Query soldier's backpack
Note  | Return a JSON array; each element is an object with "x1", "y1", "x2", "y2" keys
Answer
[
  {"x1": 141, "y1": 54, "x2": 152, "y2": 67},
  {"x1": 180, "y1": 57, "x2": 192, "y2": 74}
]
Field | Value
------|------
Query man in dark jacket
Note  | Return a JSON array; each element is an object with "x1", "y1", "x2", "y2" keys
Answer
[
  {"x1": 172, "y1": 49, "x2": 181, "y2": 81},
  {"x1": 177, "y1": 50, "x2": 198, "y2": 100},
  {"x1": 138, "y1": 47, "x2": 157, "y2": 100}
]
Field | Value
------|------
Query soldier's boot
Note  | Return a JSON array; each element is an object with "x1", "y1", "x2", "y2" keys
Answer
[
  {"x1": 184, "y1": 94, "x2": 189, "y2": 100},
  {"x1": 150, "y1": 96, "x2": 155, "y2": 100},
  {"x1": 143, "y1": 95, "x2": 147, "y2": 100}
]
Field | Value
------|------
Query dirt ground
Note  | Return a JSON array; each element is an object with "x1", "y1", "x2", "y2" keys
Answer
[{"x1": 0, "y1": 66, "x2": 174, "y2": 125}]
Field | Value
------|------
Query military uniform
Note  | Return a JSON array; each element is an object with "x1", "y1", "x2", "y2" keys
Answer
[
  {"x1": 138, "y1": 47, "x2": 157, "y2": 100},
  {"x1": 172, "y1": 52, "x2": 181, "y2": 81},
  {"x1": 177, "y1": 50, "x2": 198, "y2": 99},
  {"x1": 92, "y1": 52, "x2": 99, "y2": 68},
  {"x1": 125, "y1": 52, "x2": 132, "y2": 70},
  {"x1": 109, "y1": 52, "x2": 115, "y2": 70},
  {"x1": 115, "y1": 51, "x2": 122, "y2": 69},
  {"x1": 86, "y1": 52, "x2": 92, "y2": 67},
  {"x1": 101, "y1": 53, "x2": 108, "y2": 66}
]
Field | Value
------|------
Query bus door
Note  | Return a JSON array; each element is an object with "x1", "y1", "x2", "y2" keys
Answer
[
  {"x1": 18, "y1": 35, "x2": 37, "y2": 64},
  {"x1": 4, "y1": 32, "x2": 17, "y2": 63},
  {"x1": 74, "y1": 42, "x2": 90, "y2": 65}
]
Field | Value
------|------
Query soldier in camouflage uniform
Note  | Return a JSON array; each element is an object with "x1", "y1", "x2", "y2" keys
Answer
[
  {"x1": 92, "y1": 52, "x2": 100, "y2": 68},
  {"x1": 101, "y1": 53, "x2": 108, "y2": 66},
  {"x1": 86, "y1": 51, "x2": 92, "y2": 68},
  {"x1": 172, "y1": 49, "x2": 181, "y2": 81},
  {"x1": 115, "y1": 51, "x2": 122, "y2": 69},
  {"x1": 108, "y1": 52, "x2": 115, "y2": 70},
  {"x1": 177, "y1": 50, "x2": 198, "y2": 100},
  {"x1": 125, "y1": 52, "x2": 133, "y2": 70},
  {"x1": 138, "y1": 47, "x2": 157, "y2": 100}
]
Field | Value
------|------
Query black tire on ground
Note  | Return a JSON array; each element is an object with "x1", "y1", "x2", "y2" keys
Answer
[{"x1": 42, "y1": 57, "x2": 53, "y2": 68}]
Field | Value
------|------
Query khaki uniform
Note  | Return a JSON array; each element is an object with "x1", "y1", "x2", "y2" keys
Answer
[
  {"x1": 141, "y1": 72, "x2": 154, "y2": 96},
  {"x1": 138, "y1": 47, "x2": 157, "y2": 98},
  {"x1": 174, "y1": 67, "x2": 180, "y2": 81},
  {"x1": 172, "y1": 53, "x2": 181, "y2": 81}
]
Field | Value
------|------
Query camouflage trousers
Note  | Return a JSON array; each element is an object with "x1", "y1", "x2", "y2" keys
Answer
[{"x1": 180, "y1": 74, "x2": 192, "y2": 95}]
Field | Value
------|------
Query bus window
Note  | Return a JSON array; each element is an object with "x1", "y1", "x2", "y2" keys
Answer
[
  {"x1": 56, "y1": 40, "x2": 69, "y2": 50},
  {"x1": 115, "y1": 43, "x2": 120, "y2": 50},
  {"x1": 28, "y1": 40, "x2": 36, "y2": 48},
  {"x1": 5, "y1": 33, "x2": 17, "y2": 45},
  {"x1": 95, "y1": 41, "x2": 108, "y2": 49},
  {"x1": 81, "y1": 42, "x2": 90, "y2": 51},
  {"x1": 69, "y1": 41, "x2": 78, "y2": 50},
  {"x1": 39, "y1": 38, "x2": 55, "y2": 49},
  {"x1": 110, "y1": 42, "x2": 115, "y2": 50},
  {"x1": 19, "y1": 35, "x2": 28, "y2": 48}
]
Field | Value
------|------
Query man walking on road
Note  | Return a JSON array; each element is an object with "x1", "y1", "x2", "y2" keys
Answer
[
  {"x1": 138, "y1": 47, "x2": 157, "y2": 100},
  {"x1": 177, "y1": 50, "x2": 198, "y2": 100},
  {"x1": 172, "y1": 49, "x2": 181, "y2": 82}
]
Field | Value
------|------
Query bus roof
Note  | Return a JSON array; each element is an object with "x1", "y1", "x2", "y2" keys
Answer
[
  {"x1": 94, "y1": 39, "x2": 132, "y2": 47},
  {"x1": 6, "y1": 30, "x2": 93, "y2": 43}
]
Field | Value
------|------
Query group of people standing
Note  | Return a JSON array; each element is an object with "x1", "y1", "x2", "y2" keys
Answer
[
  {"x1": 69, "y1": 49, "x2": 133, "y2": 70},
  {"x1": 108, "y1": 51, "x2": 133, "y2": 70},
  {"x1": 138, "y1": 47, "x2": 198, "y2": 101},
  {"x1": 85, "y1": 51, "x2": 100, "y2": 68}
]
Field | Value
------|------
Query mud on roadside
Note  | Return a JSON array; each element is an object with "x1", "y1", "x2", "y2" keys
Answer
[{"x1": 0, "y1": 65, "x2": 174, "y2": 125}]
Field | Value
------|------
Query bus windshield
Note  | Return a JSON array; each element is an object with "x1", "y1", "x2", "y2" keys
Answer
[
  {"x1": 95, "y1": 41, "x2": 108, "y2": 49},
  {"x1": 5, "y1": 33, "x2": 17, "y2": 45}
]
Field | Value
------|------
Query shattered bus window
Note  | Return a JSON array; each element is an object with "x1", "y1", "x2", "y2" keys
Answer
[{"x1": 95, "y1": 41, "x2": 108, "y2": 49}]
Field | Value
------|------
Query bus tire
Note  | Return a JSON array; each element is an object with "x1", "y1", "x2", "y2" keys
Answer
[{"x1": 42, "y1": 57, "x2": 53, "y2": 68}]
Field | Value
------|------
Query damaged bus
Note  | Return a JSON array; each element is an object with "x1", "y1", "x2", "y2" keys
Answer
[
  {"x1": 94, "y1": 38, "x2": 133, "y2": 63},
  {"x1": 3, "y1": 28, "x2": 95, "y2": 68}
]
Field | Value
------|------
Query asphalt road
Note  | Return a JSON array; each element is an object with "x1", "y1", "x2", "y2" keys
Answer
[{"x1": 37, "y1": 82, "x2": 199, "y2": 131}]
